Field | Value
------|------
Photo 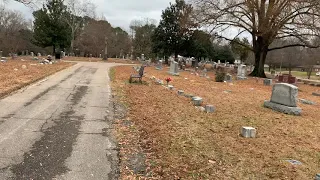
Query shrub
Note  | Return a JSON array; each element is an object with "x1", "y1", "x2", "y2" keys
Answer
[{"x1": 215, "y1": 72, "x2": 226, "y2": 82}]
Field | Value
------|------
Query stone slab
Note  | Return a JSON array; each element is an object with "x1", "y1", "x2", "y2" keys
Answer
[
  {"x1": 241, "y1": 127, "x2": 256, "y2": 138},
  {"x1": 270, "y1": 83, "x2": 298, "y2": 107},
  {"x1": 205, "y1": 105, "x2": 215, "y2": 113},
  {"x1": 177, "y1": 90, "x2": 184, "y2": 95},
  {"x1": 312, "y1": 92, "x2": 320, "y2": 96},
  {"x1": 264, "y1": 79, "x2": 272, "y2": 86},
  {"x1": 264, "y1": 101, "x2": 301, "y2": 116}
]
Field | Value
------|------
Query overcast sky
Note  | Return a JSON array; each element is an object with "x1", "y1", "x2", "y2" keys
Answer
[{"x1": 3, "y1": 0, "x2": 175, "y2": 31}]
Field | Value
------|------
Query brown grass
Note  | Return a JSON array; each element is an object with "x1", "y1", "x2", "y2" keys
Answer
[
  {"x1": 0, "y1": 60, "x2": 73, "y2": 98},
  {"x1": 112, "y1": 65, "x2": 320, "y2": 179}
]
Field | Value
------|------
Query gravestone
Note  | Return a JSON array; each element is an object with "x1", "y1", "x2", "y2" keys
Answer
[
  {"x1": 169, "y1": 61, "x2": 179, "y2": 76},
  {"x1": 37, "y1": 53, "x2": 41, "y2": 57},
  {"x1": 168, "y1": 85, "x2": 174, "y2": 90},
  {"x1": 205, "y1": 105, "x2": 215, "y2": 113},
  {"x1": 26, "y1": 50, "x2": 29, "y2": 56},
  {"x1": 237, "y1": 65, "x2": 247, "y2": 80},
  {"x1": 99, "y1": 54, "x2": 102, "y2": 58},
  {"x1": 278, "y1": 74, "x2": 297, "y2": 84},
  {"x1": 177, "y1": 90, "x2": 184, "y2": 95},
  {"x1": 241, "y1": 127, "x2": 256, "y2": 138},
  {"x1": 141, "y1": 54, "x2": 145, "y2": 61},
  {"x1": 155, "y1": 60, "x2": 163, "y2": 70},
  {"x1": 264, "y1": 79, "x2": 272, "y2": 86},
  {"x1": 192, "y1": 97, "x2": 203, "y2": 106},
  {"x1": 264, "y1": 83, "x2": 301, "y2": 115},
  {"x1": 200, "y1": 68, "x2": 207, "y2": 77},
  {"x1": 225, "y1": 74, "x2": 232, "y2": 82},
  {"x1": 31, "y1": 52, "x2": 34, "y2": 57},
  {"x1": 218, "y1": 60, "x2": 221, "y2": 64}
]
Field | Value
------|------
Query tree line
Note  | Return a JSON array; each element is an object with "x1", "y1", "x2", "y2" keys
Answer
[{"x1": 7, "y1": 0, "x2": 320, "y2": 77}]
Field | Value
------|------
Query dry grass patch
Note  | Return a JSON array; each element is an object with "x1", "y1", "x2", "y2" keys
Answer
[
  {"x1": 0, "y1": 60, "x2": 73, "y2": 98},
  {"x1": 112, "y1": 65, "x2": 320, "y2": 179}
]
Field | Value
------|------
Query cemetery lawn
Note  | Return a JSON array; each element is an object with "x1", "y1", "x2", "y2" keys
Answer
[
  {"x1": 0, "y1": 60, "x2": 73, "y2": 98},
  {"x1": 112, "y1": 65, "x2": 320, "y2": 179}
]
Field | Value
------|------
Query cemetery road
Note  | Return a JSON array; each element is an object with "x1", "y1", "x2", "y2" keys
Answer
[{"x1": 0, "y1": 62, "x2": 119, "y2": 179}]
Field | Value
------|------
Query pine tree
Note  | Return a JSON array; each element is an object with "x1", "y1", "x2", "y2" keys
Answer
[{"x1": 33, "y1": 0, "x2": 71, "y2": 54}]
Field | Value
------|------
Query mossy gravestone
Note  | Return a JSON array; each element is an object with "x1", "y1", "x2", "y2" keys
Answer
[{"x1": 264, "y1": 83, "x2": 301, "y2": 115}]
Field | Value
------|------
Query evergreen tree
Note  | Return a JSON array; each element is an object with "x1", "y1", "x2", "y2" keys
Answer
[
  {"x1": 152, "y1": 0, "x2": 196, "y2": 62},
  {"x1": 33, "y1": 0, "x2": 71, "y2": 54}
]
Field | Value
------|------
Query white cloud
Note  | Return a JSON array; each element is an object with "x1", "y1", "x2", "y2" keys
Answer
[{"x1": 3, "y1": 0, "x2": 175, "y2": 31}]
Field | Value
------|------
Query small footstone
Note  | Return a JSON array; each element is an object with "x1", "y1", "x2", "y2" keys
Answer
[
  {"x1": 299, "y1": 99, "x2": 315, "y2": 105},
  {"x1": 312, "y1": 92, "x2": 320, "y2": 96},
  {"x1": 205, "y1": 105, "x2": 215, "y2": 113},
  {"x1": 184, "y1": 94, "x2": 195, "y2": 98},
  {"x1": 264, "y1": 79, "x2": 272, "y2": 86},
  {"x1": 192, "y1": 97, "x2": 203, "y2": 106},
  {"x1": 178, "y1": 90, "x2": 184, "y2": 95},
  {"x1": 241, "y1": 127, "x2": 256, "y2": 138}
]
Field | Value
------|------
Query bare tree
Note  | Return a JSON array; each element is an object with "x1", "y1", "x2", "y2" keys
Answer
[
  {"x1": 0, "y1": 6, "x2": 28, "y2": 55},
  {"x1": 192, "y1": 0, "x2": 320, "y2": 77},
  {"x1": 65, "y1": 0, "x2": 96, "y2": 53}
]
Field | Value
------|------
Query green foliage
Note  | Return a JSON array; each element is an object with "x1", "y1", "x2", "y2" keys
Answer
[
  {"x1": 213, "y1": 45, "x2": 235, "y2": 63},
  {"x1": 152, "y1": 0, "x2": 195, "y2": 58},
  {"x1": 33, "y1": 0, "x2": 72, "y2": 53},
  {"x1": 215, "y1": 71, "x2": 226, "y2": 82},
  {"x1": 185, "y1": 30, "x2": 214, "y2": 59},
  {"x1": 230, "y1": 37, "x2": 251, "y2": 62}
]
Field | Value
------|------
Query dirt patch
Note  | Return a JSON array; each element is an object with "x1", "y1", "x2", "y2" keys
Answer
[
  {"x1": 0, "y1": 60, "x2": 73, "y2": 99},
  {"x1": 111, "y1": 65, "x2": 320, "y2": 179}
]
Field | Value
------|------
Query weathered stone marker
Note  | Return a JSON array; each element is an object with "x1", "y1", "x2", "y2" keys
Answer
[
  {"x1": 177, "y1": 90, "x2": 184, "y2": 95},
  {"x1": 169, "y1": 61, "x2": 179, "y2": 76},
  {"x1": 237, "y1": 65, "x2": 247, "y2": 80},
  {"x1": 312, "y1": 92, "x2": 320, "y2": 97},
  {"x1": 205, "y1": 105, "x2": 215, "y2": 113},
  {"x1": 168, "y1": 85, "x2": 174, "y2": 90},
  {"x1": 192, "y1": 96, "x2": 203, "y2": 106},
  {"x1": 225, "y1": 74, "x2": 232, "y2": 82},
  {"x1": 241, "y1": 127, "x2": 256, "y2": 138},
  {"x1": 264, "y1": 83, "x2": 301, "y2": 115},
  {"x1": 264, "y1": 79, "x2": 272, "y2": 86}
]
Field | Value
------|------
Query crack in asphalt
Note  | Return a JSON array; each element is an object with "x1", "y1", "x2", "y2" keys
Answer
[
  {"x1": 23, "y1": 66, "x2": 85, "y2": 108},
  {"x1": 10, "y1": 85, "x2": 88, "y2": 180}
]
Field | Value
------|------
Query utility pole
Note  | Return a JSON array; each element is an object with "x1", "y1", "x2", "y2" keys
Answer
[{"x1": 103, "y1": 37, "x2": 108, "y2": 60}]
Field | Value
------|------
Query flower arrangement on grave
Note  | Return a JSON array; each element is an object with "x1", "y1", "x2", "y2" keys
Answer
[{"x1": 165, "y1": 77, "x2": 172, "y2": 86}]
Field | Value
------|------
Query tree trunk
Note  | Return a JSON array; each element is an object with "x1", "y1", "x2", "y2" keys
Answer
[
  {"x1": 307, "y1": 66, "x2": 312, "y2": 79},
  {"x1": 289, "y1": 63, "x2": 292, "y2": 75},
  {"x1": 249, "y1": 37, "x2": 268, "y2": 78}
]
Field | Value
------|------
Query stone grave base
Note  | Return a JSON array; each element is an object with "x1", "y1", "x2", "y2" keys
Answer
[
  {"x1": 168, "y1": 72, "x2": 179, "y2": 76},
  {"x1": 264, "y1": 101, "x2": 301, "y2": 116},
  {"x1": 237, "y1": 76, "x2": 247, "y2": 80}
]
